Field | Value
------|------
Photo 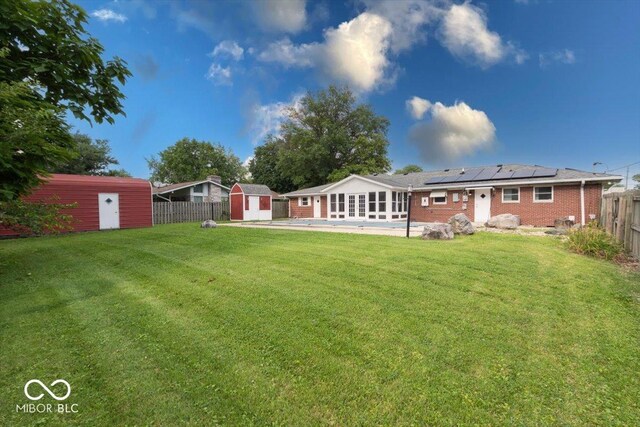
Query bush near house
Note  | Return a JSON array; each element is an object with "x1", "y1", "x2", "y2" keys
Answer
[{"x1": 567, "y1": 222, "x2": 625, "y2": 261}]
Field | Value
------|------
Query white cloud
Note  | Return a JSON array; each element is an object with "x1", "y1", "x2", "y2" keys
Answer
[
  {"x1": 438, "y1": 2, "x2": 525, "y2": 68},
  {"x1": 253, "y1": 0, "x2": 307, "y2": 33},
  {"x1": 91, "y1": 9, "x2": 127, "y2": 23},
  {"x1": 408, "y1": 99, "x2": 496, "y2": 162},
  {"x1": 248, "y1": 94, "x2": 303, "y2": 144},
  {"x1": 205, "y1": 63, "x2": 232, "y2": 85},
  {"x1": 406, "y1": 96, "x2": 432, "y2": 120},
  {"x1": 258, "y1": 38, "x2": 317, "y2": 67},
  {"x1": 539, "y1": 49, "x2": 576, "y2": 68},
  {"x1": 258, "y1": 12, "x2": 394, "y2": 92},
  {"x1": 211, "y1": 40, "x2": 244, "y2": 61}
]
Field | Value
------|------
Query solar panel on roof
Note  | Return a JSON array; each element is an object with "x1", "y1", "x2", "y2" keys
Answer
[
  {"x1": 533, "y1": 168, "x2": 557, "y2": 177},
  {"x1": 424, "y1": 176, "x2": 445, "y2": 184},
  {"x1": 511, "y1": 169, "x2": 536, "y2": 179},
  {"x1": 491, "y1": 170, "x2": 515, "y2": 180},
  {"x1": 472, "y1": 167, "x2": 501, "y2": 181},
  {"x1": 453, "y1": 169, "x2": 482, "y2": 182}
]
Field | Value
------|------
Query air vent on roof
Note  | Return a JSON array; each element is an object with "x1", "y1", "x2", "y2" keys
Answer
[
  {"x1": 403, "y1": 173, "x2": 409, "y2": 175},
  {"x1": 460, "y1": 168, "x2": 465, "y2": 174},
  {"x1": 444, "y1": 169, "x2": 450, "y2": 172},
  {"x1": 496, "y1": 164, "x2": 503, "y2": 168}
]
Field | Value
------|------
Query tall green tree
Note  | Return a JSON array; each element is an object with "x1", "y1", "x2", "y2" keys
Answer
[
  {"x1": 0, "y1": 0, "x2": 130, "y2": 201},
  {"x1": 394, "y1": 164, "x2": 423, "y2": 174},
  {"x1": 249, "y1": 137, "x2": 296, "y2": 193},
  {"x1": 252, "y1": 86, "x2": 391, "y2": 190},
  {"x1": 52, "y1": 133, "x2": 130, "y2": 176},
  {"x1": 633, "y1": 174, "x2": 640, "y2": 189},
  {"x1": 148, "y1": 138, "x2": 245, "y2": 187}
]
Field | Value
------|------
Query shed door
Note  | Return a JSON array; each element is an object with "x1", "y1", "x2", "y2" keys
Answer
[
  {"x1": 247, "y1": 196, "x2": 260, "y2": 220},
  {"x1": 98, "y1": 193, "x2": 120, "y2": 230},
  {"x1": 474, "y1": 188, "x2": 491, "y2": 223},
  {"x1": 313, "y1": 196, "x2": 321, "y2": 218}
]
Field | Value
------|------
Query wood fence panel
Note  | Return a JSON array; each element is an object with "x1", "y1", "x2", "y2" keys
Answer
[
  {"x1": 272, "y1": 200, "x2": 289, "y2": 219},
  {"x1": 153, "y1": 201, "x2": 230, "y2": 225},
  {"x1": 600, "y1": 190, "x2": 640, "y2": 260}
]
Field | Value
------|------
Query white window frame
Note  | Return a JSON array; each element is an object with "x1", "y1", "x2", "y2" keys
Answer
[
  {"x1": 299, "y1": 196, "x2": 310, "y2": 206},
  {"x1": 533, "y1": 186, "x2": 554, "y2": 203},
  {"x1": 502, "y1": 187, "x2": 520, "y2": 203}
]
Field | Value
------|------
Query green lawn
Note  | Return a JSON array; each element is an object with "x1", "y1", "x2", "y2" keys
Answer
[{"x1": 1, "y1": 225, "x2": 638, "y2": 426}]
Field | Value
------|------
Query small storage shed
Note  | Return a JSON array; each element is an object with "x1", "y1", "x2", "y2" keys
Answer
[
  {"x1": 5, "y1": 174, "x2": 153, "y2": 234},
  {"x1": 230, "y1": 183, "x2": 272, "y2": 221}
]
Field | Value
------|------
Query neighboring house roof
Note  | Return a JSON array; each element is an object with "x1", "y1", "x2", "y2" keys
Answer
[
  {"x1": 153, "y1": 179, "x2": 230, "y2": 195},
  {"x1": 283, "y1": 164, "x2": 623, "y2": 196},
  {"x1": 234, "y1": 183, "x2": 272, "y2": 195}
]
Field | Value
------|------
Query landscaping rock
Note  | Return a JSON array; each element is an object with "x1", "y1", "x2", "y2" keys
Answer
[
  {"x1": 554, "y1": 216, "x2": 575, "y2": 230},
  {"x1": 545, "y1": 228, "x2": 568, "y2": 235},
  {"x1": 448, "y1": 213, "x2": 475, "y2": 235},
  {"x1": 201, "y1": 220, "x2": 217, "y2": 228},
  {"x1": 485, "y1": 214, "x2": 520, "y2": 229},
  {"x1": 421, "y1": 223, "x2": 454, "y2": 240}
]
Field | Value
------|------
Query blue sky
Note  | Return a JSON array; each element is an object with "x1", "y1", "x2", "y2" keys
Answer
[{"x1": 72, "y1": 0, "x2": 640, "y2": 184}]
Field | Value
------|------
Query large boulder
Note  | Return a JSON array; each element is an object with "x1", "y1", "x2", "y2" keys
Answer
[
  {"x1": 201, "y1": 220, "x2": 217, "y2": 228},
  {"x1": 421, "y1": 223, "x2": 454, "y2": 240},
  {"x1": 554, "y1": 216, "x2": 575, "y2": 230},
  {"x1": 448, "y1": 213, "x2": 475, "y2": 235},
  {"x1": 485, "y1": 214, "x2": 520, "y2": 230}
]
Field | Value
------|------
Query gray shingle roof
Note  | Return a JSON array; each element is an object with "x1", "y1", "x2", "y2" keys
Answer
[
  {"x1": 153, "y1": 179, "x2": 229, "y2": 194},
  {"x1": 237, "y1": 183, "x2": 272, "y2": 195},
  {"x1": 282, "y1": 164, "x2": 622, "y2": 196}
]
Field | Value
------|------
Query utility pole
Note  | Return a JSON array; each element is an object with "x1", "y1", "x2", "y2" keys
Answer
[{"x1": 626, "y1": 166, "x2": 630, "y2": 190}]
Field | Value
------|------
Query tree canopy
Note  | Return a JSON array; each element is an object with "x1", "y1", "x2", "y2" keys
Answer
[
  {"x1": 250, "y1": 86, "x2": 391, "y2": 191},
  {"x1": 148, "y1": 138, "x2": 246, "y2": 187},
  {"x1": 394, "y1": 164, "x2": 424, "y2": 174},
  {"x1": 0, "y1": 0, "x2": 131, "y2": 125},
  {"x1": 52, "y1": 133, "x2": 130, "y2": 177},
  {"x1": 633, "y1": 173, "x2": 640, "y2": 189},
  {"x1": 0, "y1": 0, "x2": 131, "y2": 202}
]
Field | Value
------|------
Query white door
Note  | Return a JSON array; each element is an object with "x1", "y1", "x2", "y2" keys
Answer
[
  {"x1": 313, "y1": 196, "x2": 321, "y2": 218},
  {"x1": 474, "y1": 188, "x2": 491, "y2": 223},
  {"x1": 98, "y1": 193, "x2": 120, "y2": 230},
  {"x1": 248, "y1": 196, "x2": 260, "y2": 220}
]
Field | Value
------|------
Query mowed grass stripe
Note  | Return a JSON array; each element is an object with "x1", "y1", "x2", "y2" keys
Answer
[{"x1": 0, "y1": 224, "x2": 638, "y2": 425}]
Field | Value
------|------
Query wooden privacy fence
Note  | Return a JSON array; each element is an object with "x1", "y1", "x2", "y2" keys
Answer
[
  {"x1": 600, "y1": 190, "x2": 640, "y2": 260},
  {"x1": 153, "y1": 201, "x2": 229, "y2": 225},
  {"x1": 272, "y1": 200, "x2": 289, "y2": 219}
]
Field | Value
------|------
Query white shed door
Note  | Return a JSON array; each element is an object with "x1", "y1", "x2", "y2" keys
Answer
[
  {"x1": 247, "y1": 196, "x2": 260, "y2": 220},
  {"x1": 98, "y1": 193, "x2": 120, "y2": 230},
  {"x1": 313, "y1": 196, "x2": 321, "y2": 218}
]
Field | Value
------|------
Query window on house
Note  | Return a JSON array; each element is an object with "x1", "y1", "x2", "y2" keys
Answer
[
  {"x1": 245, "y1": 195, "x2": 249, "y2": 210},
  {"x1": 338, "y1": 194, "x2": 345, "y2": 212},
  {"x1": 193, "y1": 196, "x2": 203, "y2": 203},
  {"x1": 378, "y1": 191, "x2": 386, "y2": 212},
  {"x1": 391, "y1": 192, "x2": 397, "y2": 212},
  {"x1": 502, "y1": 187, "x2": 520, "y2": 203},
  {"x1": 369, "y1": 192, "x2": 376, "y2": 212},
  {"x1": 193, "y1": 184, "x2": 203, "y2": 193},
  {"x1": 330, "y1": 194, "x2": 336, "y2": 212},
  {"x1": 402, "y1": 192, "x2": 408, "y2": 212},
  {"x1": 430, "y1": 191, "x2": 447, "y2": 204},
  {"x1": 299, "y1": 197, "x2": 310, "y2": 206},
  {"x1": 359, "y1": 194, "x2": 366, "y2": 217},
  {"x1": 534, "y1": 186, "x2": 553, "y2": 202}
]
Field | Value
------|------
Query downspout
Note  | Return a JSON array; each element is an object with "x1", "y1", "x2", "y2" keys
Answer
[{"x1": 580, "y1": 180, "x2": 586, "y2": 226}]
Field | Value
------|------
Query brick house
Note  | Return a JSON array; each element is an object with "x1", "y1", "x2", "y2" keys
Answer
[
  {"x1": 282, "y1": 164, "x2": 623, "y2": 227},
  {"x1": 153, "y1": 175, "x2": 230, "y2": 202}
]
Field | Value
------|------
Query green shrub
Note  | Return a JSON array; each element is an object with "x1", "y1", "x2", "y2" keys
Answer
[
  {"x1": 567, "y1": 222, "x2": 624, "y2": 261},
  {"x1": 0, "y1": 197, "x2": 76, "y2": 235}
]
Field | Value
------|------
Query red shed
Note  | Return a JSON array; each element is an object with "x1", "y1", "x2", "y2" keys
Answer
[
  {"x1": 2, "y1": 174, "x2": 153, "y2": 235},
  {"x1": 230, "y1": 183, "x2": 272, "y2": 221}
]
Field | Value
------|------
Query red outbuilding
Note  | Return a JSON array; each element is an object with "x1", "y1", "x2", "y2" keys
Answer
[
  {"x1": 230, "y1": 183, "x2": 272, "y2": 221},
  {"x1": 2, "y1": 174, "x2": 153, "y2": 235}
]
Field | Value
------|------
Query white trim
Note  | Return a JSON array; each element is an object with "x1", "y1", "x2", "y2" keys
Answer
[
  {"x1": 299, "y1": 196, "x2": 310, "y2": 206},
  {"x1": 415, "y1": 176, "x2": 624, "y2": 191},
  {"x1": 533, "y1": 185, "x2": 554, "y2": 203},
  {"x1": 429, "y1": 191, "x2": 447, "y2": 198},
  {"x1": 321, "y1": 174, "x2": 397, "y2": 193},
  {"x1": 501, "y1": 187, "x2": 520, "y2": 203}
]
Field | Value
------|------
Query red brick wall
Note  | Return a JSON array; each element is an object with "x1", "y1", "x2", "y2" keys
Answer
[
  {"x1": 492, "y1": 184, "x2": 602, "y2": 226},
  {"x1": 409, "y1": 184, "x2": 603, "y2": 226},
  {"x1": 290, "y1": 196, "x2": 327, "y2": 218},
  {"x1": 410, "y1": 190, "x2": 473, "y2": 223}
]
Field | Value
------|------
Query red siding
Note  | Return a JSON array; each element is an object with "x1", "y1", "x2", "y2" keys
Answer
[
  {"x1": 259, "y1": 196, "x2": 271, "y2": 210},
  {"x1": 2, "y1": 174, "x2": 152, "y2": 235},
  {"x1": 289, "y1": 196, "x2": 315, "y2": 218}
]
